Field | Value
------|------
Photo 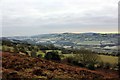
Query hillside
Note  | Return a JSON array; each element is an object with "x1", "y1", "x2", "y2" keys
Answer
[
  {"x1": 2, "y1": 52, "x2": 119, "y2": 80},
  {"x1": 6, "y1": 33, "x2": 119, "y2": 55}
]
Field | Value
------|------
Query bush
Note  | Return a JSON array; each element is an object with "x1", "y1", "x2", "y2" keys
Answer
[
  {"x1": 6, "y1": 47, "x2": 11, "y2": 52},
  {"x1": 66, "y1": 56, "x2": 74, "y2": 63},
  {"x1": 74, "y1": 49, "x2": 101, "y2": 67},
  {"x1": 98, "y1": 62, "x2": 104, "y2": 68},
  {"x1": 86, "y1": 64, "x2": 95, "y2": 70},
  {"x1": 65, "y1": 56, "x2": 85, "y2": 67},
  {"x1": 24, "y1": 52, "x2": 29, "y2": 55},
  {"x1": 37, "y1": 54, "x2": 43, "y2": 58},
  {"x1": 44, "y1": 51, "x2": 61, "y2": 61},
  {"x1": 64, "y1": 49, "x2": 100, "y2": 69},
  {"x1": 103, "y1": 63, "x2": 111, "y2": 69},
  {"x1": 2, "y1": 46, "x2": 6, "y2": 52},
  {"x1": 31, "y1": 51, "x2": 37, "y2": 58},
  {"x1": 13, "y1": 47, "x2": 19, "y2": 53}
]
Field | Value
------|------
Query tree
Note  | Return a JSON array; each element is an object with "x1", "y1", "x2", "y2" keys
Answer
[
  {"x1": 44, "y1": 51, "x2": 61, "y2": 61},
  {"x1": 75, "y1": 48, "x2": 100, "y2": 65}
]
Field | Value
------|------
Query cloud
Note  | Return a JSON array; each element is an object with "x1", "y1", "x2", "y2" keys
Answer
[{"x1": 1, "y1": 0, "x2": 119, "y2": 36}]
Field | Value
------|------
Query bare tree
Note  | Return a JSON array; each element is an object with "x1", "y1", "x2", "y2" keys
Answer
[{"x1": 75, "y1": 48, "x2": 100, "y2": 65}]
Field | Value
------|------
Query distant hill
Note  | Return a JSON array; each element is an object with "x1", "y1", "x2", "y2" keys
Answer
[
  {"x1": 5, "y1": 32, "x2": 119, "y2": 44},
  {"x1": 1, "y1": 32, "x2": 119, "y2": 54}
]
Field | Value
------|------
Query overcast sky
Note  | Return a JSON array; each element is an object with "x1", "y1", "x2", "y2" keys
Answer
[{"x1": 1, "y1": 0, "x2": 119, "y2": 37}]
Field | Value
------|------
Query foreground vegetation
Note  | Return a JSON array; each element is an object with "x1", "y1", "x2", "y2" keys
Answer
[
  {"x1": 1, "y1": 39, "x2": 119, "y2": 79},
  {"x1": 2, "y1": 52, "x2": 119, "y2": 79}
]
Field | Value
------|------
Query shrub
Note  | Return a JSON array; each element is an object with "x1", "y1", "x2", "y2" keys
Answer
[
  {"x1": 37, "y1": 54, "x2": 43, "y2": 58},
  {"x1": 66, "y1": 56, "x2": 74, "y2": 63},
  {"x1": 24, "y1": 52, "x2": 29, "y2": 55},
  {"x1": 13, "y1": 47, "x2": 19, "y2": 53},
  {"x1": 6, "y1": 47, "x2": 11, "y2": 52},
  {"x1": 31, "y1": 51, "x2": 37, "y2": 58},
  {"x1": 74, "y1": 49, "x2": 101, "y2": 67},
  {"x1": 2, "y1": 46, "x2": 6, "y2": 52},
  {"x1": 86, "y1": 64, "x2": 95, "y2": 70},
  {"x1": 65, "y1": 56, "x2": 85, "y2": 67},
  {"x1": 44, "y1": 51, "x2": 61, "y2": 61},
  {"x1": 103, "y1": 63, "x2": 111, "y2": 69},
  {"x1": 64, "y1": 49, "x2": 100, "y2": 69},
  {"x1": 98, "y1": 62, "x2": 104, "y2": 68},
  {"x1": 94, "y1": 63, "x2": 101, "y2": 68}
]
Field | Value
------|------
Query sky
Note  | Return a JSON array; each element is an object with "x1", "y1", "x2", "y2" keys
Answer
[{"x1": 0, "y1": 0, "x2": 119, "y2": 37}]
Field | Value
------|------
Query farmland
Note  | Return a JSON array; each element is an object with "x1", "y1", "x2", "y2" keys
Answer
[
  {"x1": 63, "y1": 54, "x2": 118, "y2": 65},
  {"x1": 99, "y1": 55, "x2": 118, "y2": 64},
  {"x1": 2, "y1": 44, "x2": 118, "y2": 65},
  {"x1": 8, "y1": 33, "x2": 119, "y2": 55},
  {"x1": 1, "y1": 38, "x2": 119, "y2": 79}
]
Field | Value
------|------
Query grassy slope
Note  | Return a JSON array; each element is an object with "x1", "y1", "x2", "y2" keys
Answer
[
  {"x1": 2, "y1": 45, "x2": 118, "y2": 65},
  {"x1": 63, "y1": 54, "x2": 118, "y2": 65},
  {"x1": 2, "y1": 52, "x2": 119, "y2": 80},
  {"x1": 99, "y1": 55, "x2": 118, "y2": 64}
]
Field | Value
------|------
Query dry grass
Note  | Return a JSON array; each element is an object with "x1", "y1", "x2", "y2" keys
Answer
[{"x1": 2, "y1": 52, "x2": 119, "y2": 79}]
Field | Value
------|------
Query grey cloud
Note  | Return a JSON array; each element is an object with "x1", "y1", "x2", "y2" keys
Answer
[{"x1": 1, "y1": 0, "x2": 118, "y2": 36}]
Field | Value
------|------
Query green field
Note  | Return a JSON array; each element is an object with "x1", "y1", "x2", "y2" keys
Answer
[
  {"x1": 2, "y1": 45, "x2": 118, "y2": 65},
  {"x1": 36, "y1": 50, "x2": 45, "y2": 57},
  {"x1": 46, "y1": 50, "x2": 62, "y2": 54},
  {"x1": 99, "y1": 55, "x2": 118, "y2": 64},
  {"x1": 63, "y1": 54, "x2": 118, "y2": 65},
  {"x1": 77, "y1": 41, "x2": 100, "y2": 45}
]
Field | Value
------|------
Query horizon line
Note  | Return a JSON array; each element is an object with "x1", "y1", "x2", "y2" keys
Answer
[{"x1": 1, "y1": 31, "x2": 119, "y2": 37}]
